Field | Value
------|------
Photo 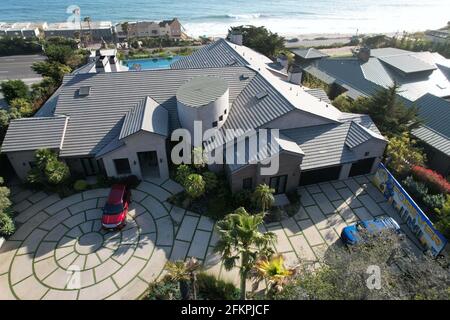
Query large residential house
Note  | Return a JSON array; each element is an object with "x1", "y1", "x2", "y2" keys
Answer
[
  {"x1": 295, "y1": 47, "x2": 450, "y2": 175},
  {"x1": 1, "y1": 38, "x2": 387, "y2": 194},
  {"x1": 44, "y1": 21, "x2": 114, "y2": 41},
  {"x1": 115, "y1": 18, "x2": 185, "y2": 41}
]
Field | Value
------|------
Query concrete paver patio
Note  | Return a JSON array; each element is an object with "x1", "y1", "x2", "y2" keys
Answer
[{"x1": 0, "y1": 174, "x2": 424, "y2": 300}]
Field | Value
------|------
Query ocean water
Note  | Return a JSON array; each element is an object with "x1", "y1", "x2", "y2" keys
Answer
[{"x1": 1, "y1": 0, "x2": 449, "y2": 37}]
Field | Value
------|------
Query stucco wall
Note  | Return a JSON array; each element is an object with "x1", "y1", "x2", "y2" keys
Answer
[
  {"x1": 6, "y1": 150, "x2": 36, "y2": 181},
  {"x1": 100, "y1": 131, "x2": 169, "y2": 180}
]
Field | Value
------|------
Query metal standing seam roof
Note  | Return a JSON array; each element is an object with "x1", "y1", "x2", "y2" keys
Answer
[
  {"x1": 170, "y1": 38, "x2": 249, "y2": 69},
  {"x1": 304, "y1": 88, "x2": 332, "y2": 104},
  {"x1": 119, "y1": 96, "x2": 169, "y2": 139},
  {"x1": 176, "y1": 76, "x2": 228, "y2": 107},
  {"x1": 1, "y1": 116, "x2": 68, "y2": 153},
  {"x1": 345, "y1": 121, "x2": 386, "y2": 149},
  {"x1": 281, "y1": 115, "x2": 384, "y2": 170},
  {"x1": 378, "y1": 54, "x2": 436, "y2": 74},
  {"x1": 54, "y1": 66, "x2": 255, "y2": 157},
  {"x1": 412, "y1": 126, "x2": 450, "y2": 157},
  {"x1": 291, "y1": 48, "x2": 328, "y2": 60}
]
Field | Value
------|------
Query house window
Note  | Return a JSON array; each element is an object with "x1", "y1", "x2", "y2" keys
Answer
[
  {"x1": 243, "y1": 177, "x2": 253, "y2": 190},
  {"x1": 219, "y1": 115, "x2": 224, "y2": 121},
  {"x1": 212, "y1": 121, "x2": 218, "y2": 127},
  {"x1": 114, "y1": 158, "x2": 131, "y2": 175}
]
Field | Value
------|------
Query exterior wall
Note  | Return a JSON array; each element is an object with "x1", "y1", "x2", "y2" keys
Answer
[
  {"x1": 100, "y1": 131, "x2": 169, "y2": 180},
  {"x1": 127, "y1": 20, "x2": 181, "y2": 39},
  {"x1": 6, "y1": 151, "x2": 36, "y2": 181},
  {"x1": 262, "y1": 109, "x2": 332, "y2": 130},
  {"x1": 228, "y1": 152, "x2": 303, "y2": 193},
  {"x1": 177, "y1": 88, "x2": 229, "y2": 135},
  {"x1": 169, "y1": 20, "x2": 182, "y2": 38},
  {"x1": 44, "y1": 28, "x2": 113, "y2": 41}
]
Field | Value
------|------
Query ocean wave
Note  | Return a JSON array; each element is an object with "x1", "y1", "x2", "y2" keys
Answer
[{"x1": 189, "y1": 13, "x2": 270, "y2": 21}]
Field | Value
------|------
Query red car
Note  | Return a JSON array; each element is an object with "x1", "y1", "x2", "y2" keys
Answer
[{"x1": 102, "y1": 184, "x2": 131, "y2": 230}]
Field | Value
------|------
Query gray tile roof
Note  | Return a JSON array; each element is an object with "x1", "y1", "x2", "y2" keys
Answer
[
  {"x1": 54, "y1": 66, "x2": 255, "y2": 157},
  {"x1": 412, "y1": 126, "x2": 450, "y2": 157},
  {"x1": 291, "y1": 48, "x2": 328, "y2": 60},
  {"x1": 1, "y1": 116, "x2": 68, "y2": 153},
  {"x1": 282, "y1": 114, "x2": 382, "y2": 170},
  {"x1": 119, "y1": 96, "x2": 169, "y2": 139},
  {"x1": 171, "y1": 39, "x2": 248, "y2": 69}
]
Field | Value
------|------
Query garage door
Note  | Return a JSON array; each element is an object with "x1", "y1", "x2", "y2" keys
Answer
[
  {"x1": 299, "y1": 165, "x2": 342, "y2": 186},
  {"x1": 349, "y1": 157, "x2": 375, "y2": 177}
]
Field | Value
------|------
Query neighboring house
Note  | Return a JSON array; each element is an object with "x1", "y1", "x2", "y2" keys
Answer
[
  {"x1": 1, "y1": 38, "x2": 387, "y2": 194},
  {"x1": 45, "y1": 21, "x2": 114, "y2": 41},
  {"x1": 115, "y1": 18, "x2": 184, "y2": 41},
  {"x1": 0, "y1": 22, "x2": 46, "y2": 38},
  {"x1": 296, "y1": 47, "x2": 450, "y2": 175},
  {"x1": 71, "y1": 49, "x2": 129, "y2": 74},
  {"x1": 425, "y1": 29, "x2": 450, "y2": 44}
]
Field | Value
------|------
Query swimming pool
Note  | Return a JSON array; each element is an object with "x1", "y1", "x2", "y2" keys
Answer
[{"x1": 123, "y1": 56, "x2": 182, "y2": 70}]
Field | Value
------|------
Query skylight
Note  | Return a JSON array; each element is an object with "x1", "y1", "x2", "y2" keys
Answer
[
  {"x1": 255, "y1": 90, "x2": 268, "y2": 100},
  {"x1": 78, "y1": 86, "x2": 91, "y2": 96}
]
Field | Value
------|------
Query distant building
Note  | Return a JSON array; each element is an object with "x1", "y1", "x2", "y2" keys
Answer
[
  {"x1": 45, "y1": 21, "x2": 114, "y2": 41},
  {"x1": 115, "y1": 18, "x2": 184, "y2": 40},
  {"x1": 294, "y1": 47, "x2": 450, "y2": 175},
  {"x1": 0, "y1": 22, "x2": 47, "y2": 38},
  {"x1": 425, "y1": 29, "x2": 449, "y2": 44}
]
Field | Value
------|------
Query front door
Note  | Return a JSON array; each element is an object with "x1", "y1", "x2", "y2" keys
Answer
[
  {"x1": 269, "y1": 175, "x2": 287, "y2": 194},
  {"x1": 80, "y1": 158, "x2": 103, "y2": 176},
  {"x1": 138, "y1": 151, "x2": 159, "y2": 178}
]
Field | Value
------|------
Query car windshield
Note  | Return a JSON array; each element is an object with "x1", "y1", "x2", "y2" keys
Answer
[{"x1": 103, "y1": 203, "x2": 124, "y2": 215}]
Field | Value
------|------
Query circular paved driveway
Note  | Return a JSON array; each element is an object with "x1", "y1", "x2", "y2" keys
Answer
[{"x1": 0, "y1": 179, "x2": 184, "y2": 300}]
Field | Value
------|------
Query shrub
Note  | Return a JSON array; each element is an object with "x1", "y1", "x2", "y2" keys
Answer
[
  {"x1": 45, "y1": 159, "x2": 70, "y2": 185},
  {"x1": 436, "y1": 195, "x2": 450, "y2": 238},
  {"x1": 0, "y1": 80, "x2": 29, "y2": 104},
  {"x1": 422, "y1": 193, "x2": 445, "y2": 211},
  {"x1": 411, "y1": 166, "x2": 450, "y2": 195},
  {"x1": 73, "y1": 180, "x2": 88, "y2": 192},
  {"x1": 202, "y1": 171, "x2": 218, "y2": 193},
  {"x1": 386, "y1": 134, "x2": 426, "y2": 176},
  {"x1": 0, "y1": 212, "x2": 15, "y2": 236},
  {"x1": 27, "y1": 149, "x2": 71, "y2": 186},
  {"x1": 0, "y1": 177, "x2": 14, "y2": 237},
  {"x1": 233, "y1": 189, "x2": 252, "y2": 208},
  {"x1": 196, "y1": 272, "x2": 240, "y2": 300},
  {"x1": 403, "y1": 176, "x2": 428, "y2": 199},
  {"x1": 146, "y1": 278, "x2": 181, "y2": 300},
  {"x1": 184, "y1": 174, "x2": 206, "y2": 199},
  {"x1": 175, "y1": 164, "x2": 192, "y2": 185},
  {"x1": 9, "y1": 98, "x2": 34, "y2": 117}
]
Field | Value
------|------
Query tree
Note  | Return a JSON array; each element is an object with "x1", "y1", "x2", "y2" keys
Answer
[
  {"x1": 9, "y1": 98, "x2": 34, "y2": 117},
  {"x1": 385, "y1": 133, "x2": 426, "y2": 176},
  {"x1": 276, "y1": 230, "x2": 450, "y2": 300},
  {"x1": 252, "y1": 254, "x2": 295, "y2": 297},
  {"x1": 252, "y1": 184, "x2": 275, "y2": 212},
  {"x1": 84, "y1": 17, "x2": 92, "y2": 45},
  {"x1": 184, "y1": 173, "x2": 206, "y2": 199},
  {"x1": 32, "y1": 61, "x2": 72, "y2": 83},
  {"x1": 350, "y1": 83, "x2": 421, "y2": 137},
  {"x1": 165, "y1": 257, "x2": 201, "y2": 300},
  {"x1": 121, "y1": 22, "x2": 130, "y2": 42},
  {"x1": 0, "y1": 80, "x2": 29, "y2": 104},
  {"x1": 228, "y1": 26, "x2": 285, "y2": 57},
  {"x1": 175, "y1": 164, "x2": 193, "y2": 185},
  {"x1": 0, "y1": 177, "x2": 15, "y2": 237},
  {"x1": 44, "y1": 44, "x2": 76, "y2": 65},
  {"x1": 0, "y1": 110, "x2": 10, "y2": 128},
  {"x1": 215, "y1": 207, "x2": 276, "y2": 299}
]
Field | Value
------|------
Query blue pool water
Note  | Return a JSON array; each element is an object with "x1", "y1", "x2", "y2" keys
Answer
[{"x1": 123, "y1": 56, "x2": 182, "y2": 70}]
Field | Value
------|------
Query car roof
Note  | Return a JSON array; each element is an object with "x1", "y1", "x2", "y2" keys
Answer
[
  {"x1": 361, "y1": 217, "x2": 400, "y2": 232},
  {"x1": 107, "y1": 184, "x2": 126, "y2": 204}
]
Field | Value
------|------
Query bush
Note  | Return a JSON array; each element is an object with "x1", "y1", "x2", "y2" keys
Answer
[
  {"x1": 175, "y1": 164, "x2": 192, "y2": 185},
  {"x1": 403, "y1": 176, "x2": 428, "y2": 199},
  {"x1": 422, "y1": 193, "x2": 445, "y2": 211},
  {"x1": 146, "y1": 278, "x2": 181, "y2": 300},
  {"x1": 196, "y1": 273, "x2": 240, "y2": 300},
  {"x1": 0, "y1": 80, "x2": 29, "y2": 104},
  {"x1": 202, "y1": 171, "x2": 218, "y2": 193},
  {"x1": 232, "y1": 189, "x2": 252, "y2": 208},
  {"x1": 412, "y1": 166, "x2": 450, "y2": 195},
  {"x1": 184, "y1": 174, "x2": 206, "y2": 199},
  {"x1": 27, "y1": 149, "x2": 71, "y2": 187},
  {"x1": 73, "y1": 179, "x2": 88, "y2": 192},
  {"x1": 0, "y1": 212, "x2": 15, "y2": 237}
]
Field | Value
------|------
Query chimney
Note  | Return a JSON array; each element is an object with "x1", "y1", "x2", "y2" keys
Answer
[
  {"x1": 357, "y1": 46, "x2": 371, "y2": 62},
  {"x1": 287, "y1": 64, "x2": 302, "y2": 85},
  {"x1": 229, "y1": 31, "x2": 243, "y2": 46},
  {"x1": 96, "y1": 56, "x2": 108, "y2": 73}
]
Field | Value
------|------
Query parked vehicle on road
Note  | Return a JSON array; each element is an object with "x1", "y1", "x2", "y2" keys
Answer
[
  {"x1": 340, "y1": 217, "x2": 403, "y2": 245},
  {"x1": 102, "y1": 184, "x2": 131, "y2": 230}
]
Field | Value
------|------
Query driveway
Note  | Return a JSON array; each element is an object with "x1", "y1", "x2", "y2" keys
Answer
[{"x1": 0, "y1": 174, "x2": 424, "y2": 299}]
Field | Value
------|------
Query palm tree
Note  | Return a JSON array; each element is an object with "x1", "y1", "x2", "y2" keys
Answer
[
  {"x1": 121, "y1": 22, "x2": 129, "y2": 43},
  {"x1": 83, "y1": 16, "x2": 92, "y2": 45},
  {"x1": 252, "y1": 184, "x2": 275, "y2": 212},
  {"x1": 184, "y1": 174, "x2": 206, "y2": 199},
  {"x1": 165, "y1": 257, "x2": 201, "y2": 300},
  {"x1": 215, "y1": 207, "x2": 276, "y2": 299},
  {"x1": 252, "y1": 254, "x2": 295, "y2": 297}
]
